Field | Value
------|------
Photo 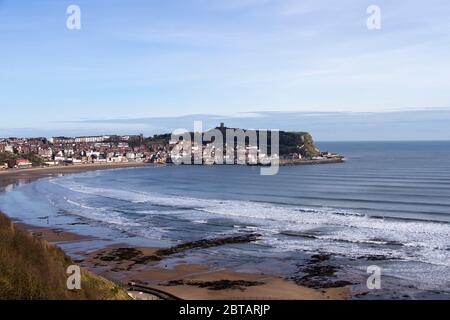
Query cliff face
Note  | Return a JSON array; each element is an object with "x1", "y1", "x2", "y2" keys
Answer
[{"x1": 279, "y1": 131, "x2": 321, "y2": 158}]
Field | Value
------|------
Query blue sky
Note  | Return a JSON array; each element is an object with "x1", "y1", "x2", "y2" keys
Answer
[{"x1": 1, "y1": 0, "x2": 450, "y2": 138}]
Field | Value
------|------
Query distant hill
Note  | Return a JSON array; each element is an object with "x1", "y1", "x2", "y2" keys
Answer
[
  {"x1": 277, "y1": 131, "x2": 321, "y2": 158},
  {"x1": 0, "y1": 212, "x2": 130, "y2": 300},
  {"x1": 145, "y1": 125, "x2": 322, "y2": 158}
]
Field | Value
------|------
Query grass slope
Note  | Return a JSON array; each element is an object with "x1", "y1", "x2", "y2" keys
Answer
[{"x1": 0, "y1": 212, "x2": 130, "y2": 300}]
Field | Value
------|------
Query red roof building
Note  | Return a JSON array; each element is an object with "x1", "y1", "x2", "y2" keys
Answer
[{"x1": 15, "y1": 159, "x2": 33, "y2": 169}]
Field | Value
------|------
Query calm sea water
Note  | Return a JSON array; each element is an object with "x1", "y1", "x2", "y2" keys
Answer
[{"x1": 1, "y1": 141, "x2": 450, "y2": 297}]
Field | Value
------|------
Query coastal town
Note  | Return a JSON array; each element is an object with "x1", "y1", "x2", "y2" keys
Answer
[
  {"x1": 0, "y1": 125, "x2": 343, "y2": 171},
  {"x1": 0, "y1": 134, "x2": 163, "y2": 170}
]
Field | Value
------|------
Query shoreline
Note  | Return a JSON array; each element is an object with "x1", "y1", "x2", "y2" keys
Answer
[
  {"x1": 80, "y1": 243, "x2": 349, "y2": 300},
  {"x1": 279, "y1": 157, "x2": 344, "y2": 166},
  {"x1": 0, "y1": 156, "x2": 344, "y2": 181},
  {"x1": 0, "y1": 161, "x2": 150, "y2": 176},
  {"x1": 0, "y1": 163, "x2": 351, "y2": 300},
  {"x1": 0, "y1": 162, "x2": 150, "y2": 192}
]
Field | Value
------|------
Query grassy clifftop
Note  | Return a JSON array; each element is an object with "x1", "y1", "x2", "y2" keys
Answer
[
  {"x1": 278, "y1": 131, "x2": 321, "y2": 157},
  {"x1": 0, "y1": 212, "x2": 130, "y2": 300}
]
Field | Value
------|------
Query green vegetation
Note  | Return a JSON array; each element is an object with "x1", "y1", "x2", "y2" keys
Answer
[
  {"x1": 145, "y1": 134, "x2": 172, "y2": 146},
  {"x1": 0, "y1": 152, "x2": 14, "y2": 164},
  {"x1": 279, "y1": 132, "x2": 321, "y2": 157},
  {"x1": 22, "y1": 153, "x2": 46, "y2": 166},
  {"x1": 0, "y1": 152, "x2": 45, "y2": 167},
  {"x1": 0, "y1": 212, "x2": 130, "y2": 300},
  {"x1": 213, "y1": 127, "x2": 322, "y2": 158}
]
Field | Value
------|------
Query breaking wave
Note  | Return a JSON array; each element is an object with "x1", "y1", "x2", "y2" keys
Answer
[{"x1": 49, "y1": 179, "x2": 450, "y2": 267}]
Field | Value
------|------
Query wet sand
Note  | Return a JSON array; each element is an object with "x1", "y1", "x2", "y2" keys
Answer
[
  {"x1": 15, "y1": 222, "x2": 95, "y2": 243},
  {"x1": 0, "y1": 162, "x2": 149, "y2": 184},
  {"x1": 0, "y1": 164, "x2": 351, "y2": 300},
  {"x1": 80, "y1": 244, "x2": 349, "y2": 300}
]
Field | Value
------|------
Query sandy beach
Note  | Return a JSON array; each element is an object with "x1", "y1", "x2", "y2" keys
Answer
[
  {"x1": 0, "y1": 162, "x2": 149, "y2": 182},
  {"x1": 80, "y1": 243, "x2": 349, "y2": 300},
  {"x1": 0, "y1": 164, "x2": 350, "y2": 300}
]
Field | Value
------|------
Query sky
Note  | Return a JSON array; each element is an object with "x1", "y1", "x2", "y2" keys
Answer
[{"x1": 1, "y1": 0, "x2": 450, "y2": 139}]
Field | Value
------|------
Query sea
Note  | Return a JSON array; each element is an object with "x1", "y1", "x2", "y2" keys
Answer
[{"x1": 1, "y1": 141, "x2": 449, "y2": 299}]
